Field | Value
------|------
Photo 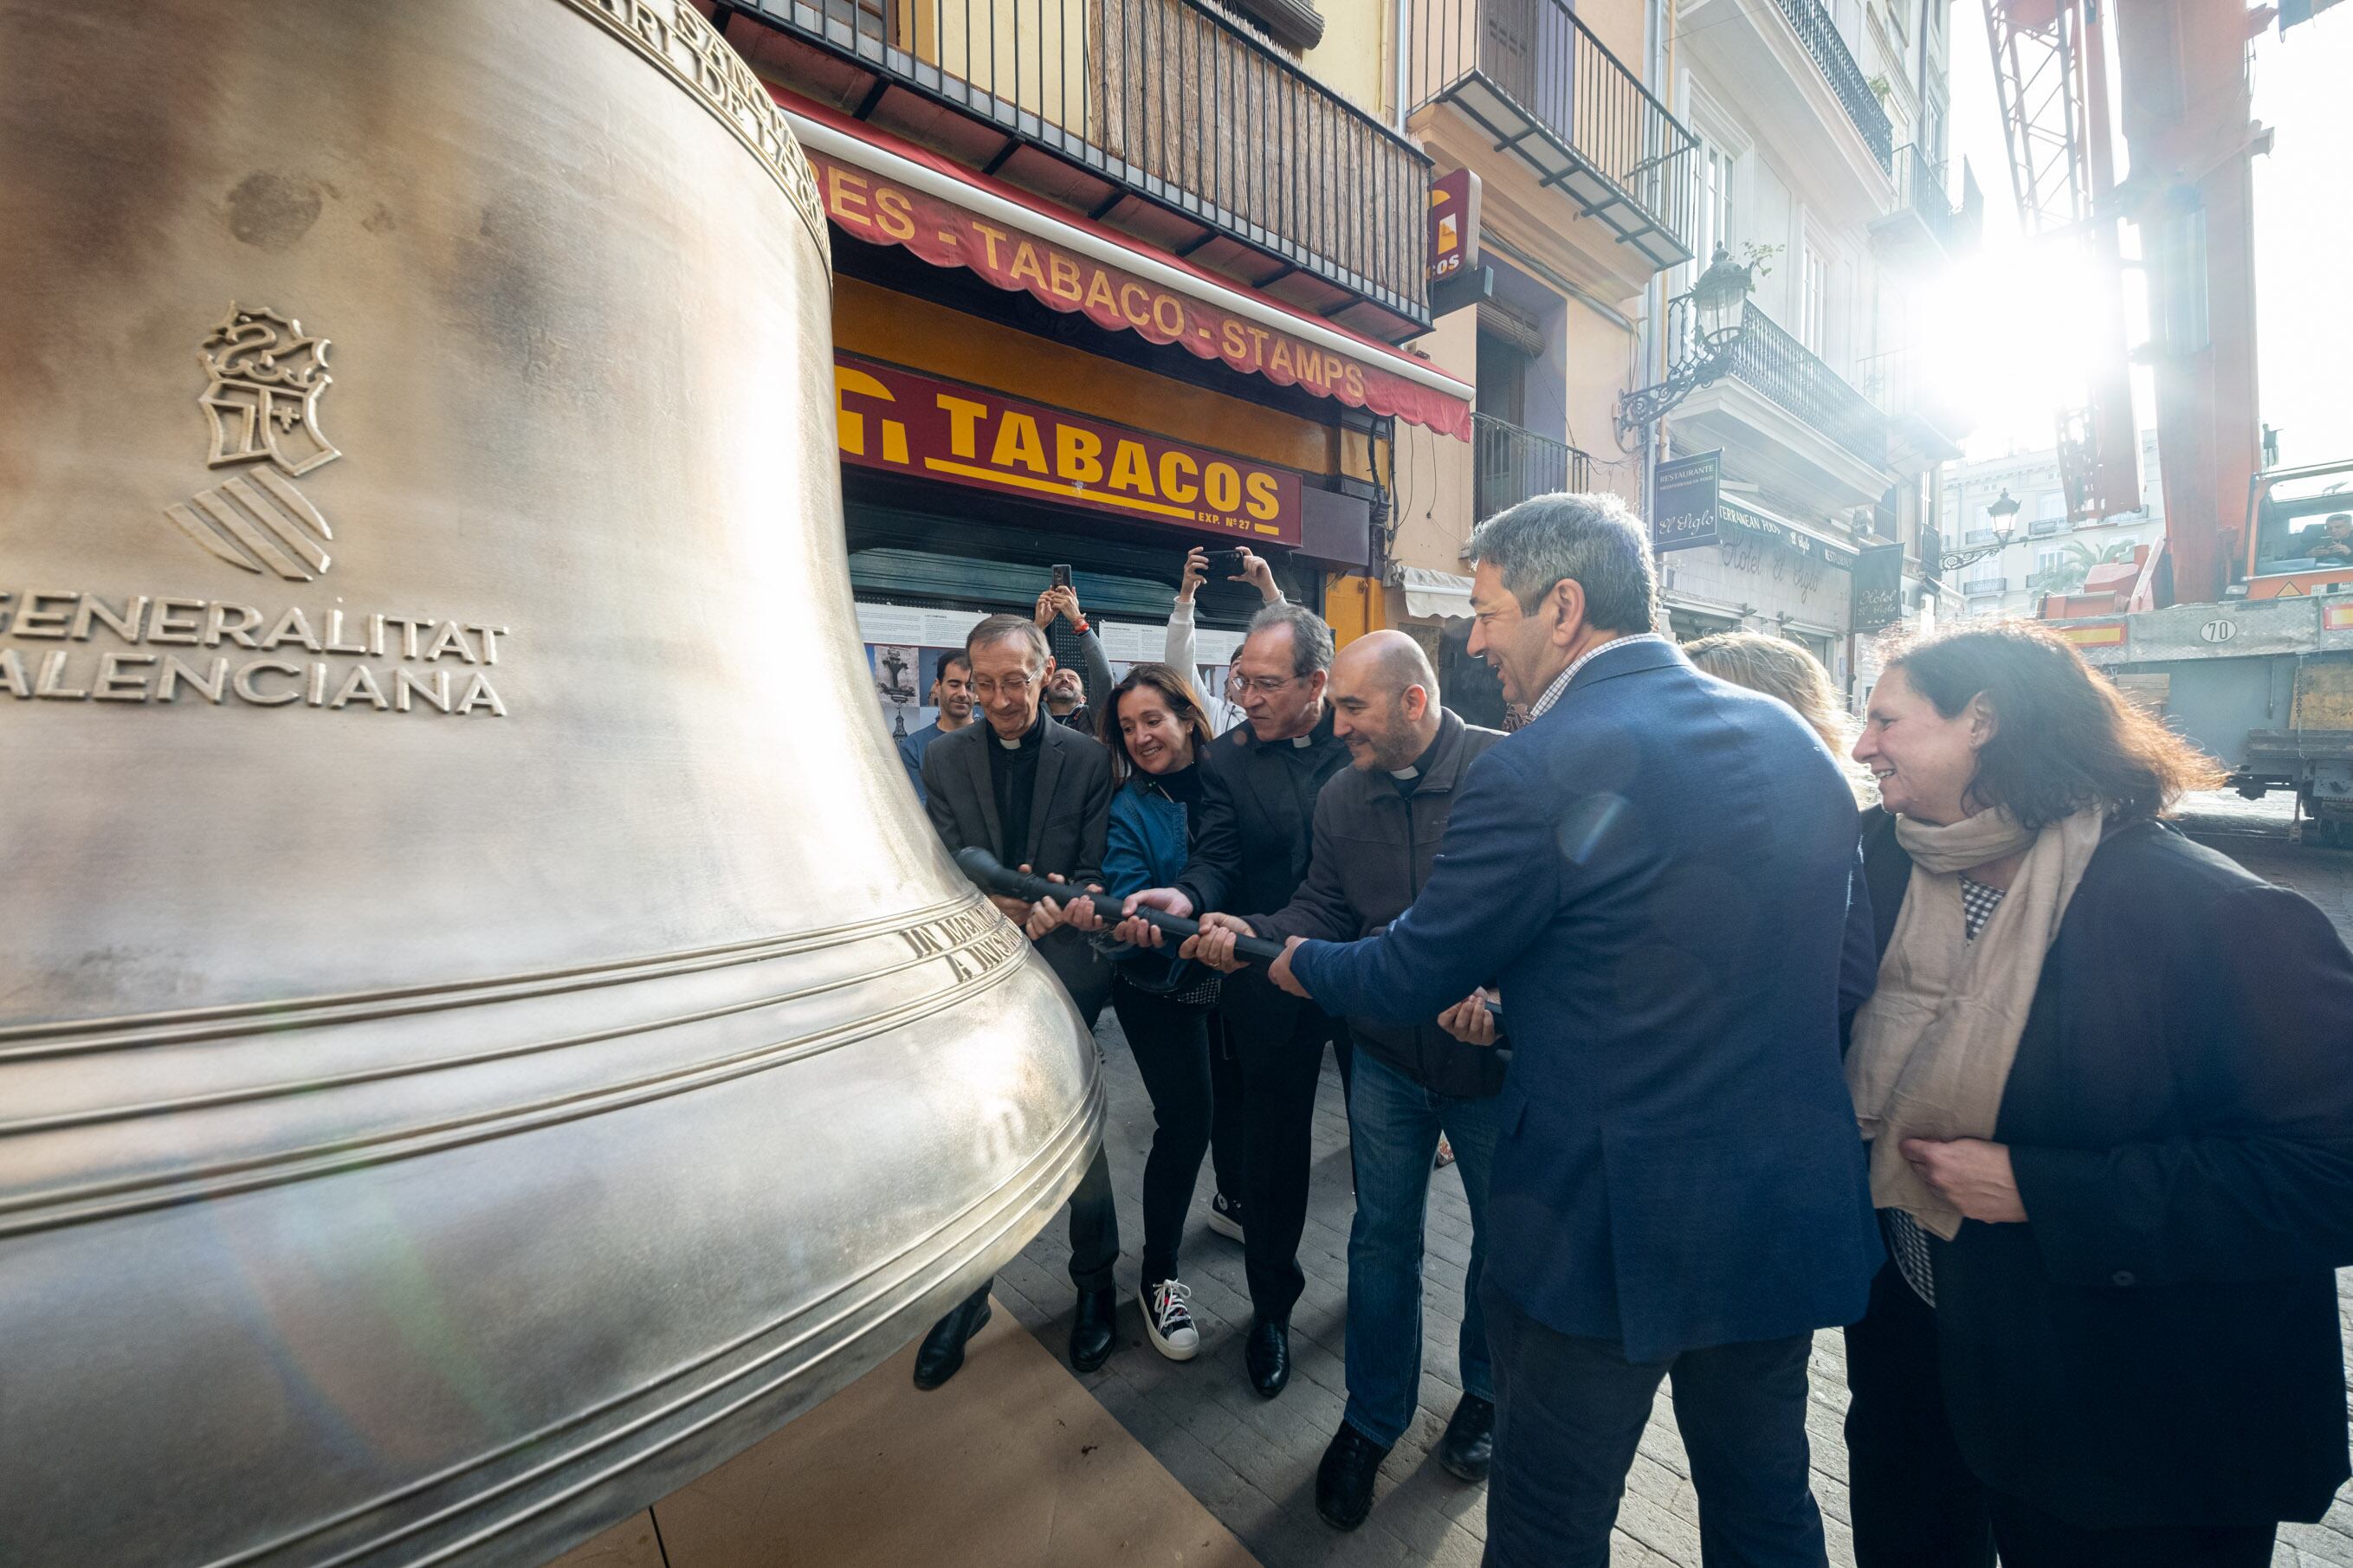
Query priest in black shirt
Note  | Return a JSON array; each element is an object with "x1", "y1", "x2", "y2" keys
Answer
[{"x1": 914, "y1": 613, "x2": 1121, "y2": 1386}]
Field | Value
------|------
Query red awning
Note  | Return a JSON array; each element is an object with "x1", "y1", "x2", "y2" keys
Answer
[{"x1": 774, "y1": 90, "x2": 1474, "y2": 442}]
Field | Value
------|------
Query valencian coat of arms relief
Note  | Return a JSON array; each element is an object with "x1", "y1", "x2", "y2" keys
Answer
[{"x1": 163, "y1": 304, "x2": 340, "y2": 581}]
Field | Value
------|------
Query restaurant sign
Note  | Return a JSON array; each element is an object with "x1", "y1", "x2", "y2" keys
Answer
[
  {"x1": 1652, "y1": 450, "x2": 1722, "y2": 552},
  {"x1": 835, "y1": 356, "x2": 1303, "y2": 545},
  {"x1": 1851, "y1": 543, "x2": 1904, "y2": 631}
]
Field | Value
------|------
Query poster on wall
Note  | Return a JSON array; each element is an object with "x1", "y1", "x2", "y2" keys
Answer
[{"x1": 854, "y1": 603, "x2": 1251, "y2": 752}]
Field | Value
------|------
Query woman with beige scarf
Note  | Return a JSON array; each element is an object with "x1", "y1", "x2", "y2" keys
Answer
[{"x1": 1839, "y1": 624, "x2": 2353, "y2": 1568}]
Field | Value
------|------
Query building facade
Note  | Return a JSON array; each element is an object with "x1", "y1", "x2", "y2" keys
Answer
[
  {"x1": 1638, "y1": 0, "x2": 1975, "y2": 696},
  {"x1": 1944, "y1": 429, "x2": 2169, "y2": 620},
  {"x1": 711, "y1": 0, "x2": 1474, "y2": 726}
]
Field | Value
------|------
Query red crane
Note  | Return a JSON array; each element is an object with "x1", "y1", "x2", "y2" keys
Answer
[{"x1": 1981, "y1": 0, "x2": 2269, "y2": 606}]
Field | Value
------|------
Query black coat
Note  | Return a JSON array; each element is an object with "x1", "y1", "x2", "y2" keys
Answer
[
  {"x1": 922, "y1": 714, "x2": 1114, "y2": 1015},
  {"x1": 1251, "y1": 708, "x2": 1508, "y2": 1098},
  {"x1": 1172, "y1": 705, "x2": 1351, "y2": 1036},
  {"x1": 1861, "y1": 810, "x2": 2353, "y2": 1529}
]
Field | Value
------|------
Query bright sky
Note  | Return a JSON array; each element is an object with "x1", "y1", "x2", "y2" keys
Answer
[{"x1": 1930, "y1": 4, "x2": 2351, "y2": 465}]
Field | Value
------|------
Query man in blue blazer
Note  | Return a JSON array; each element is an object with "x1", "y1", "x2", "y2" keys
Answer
[{"x1": 1269, "y1": 494, "x2": 1880, "y2": 1568}]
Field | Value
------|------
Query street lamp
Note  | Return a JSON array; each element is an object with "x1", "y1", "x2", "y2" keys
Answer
[
  {"x1": 1939, "y1": 487, "x2": 2021, "y2": 571},
  {"x1": 1613, "y1": 247, "x2": 1759, "y2": 442}
]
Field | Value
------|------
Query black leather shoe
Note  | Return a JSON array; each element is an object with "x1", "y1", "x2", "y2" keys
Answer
[
  {"x1": 1315, "y1": 1421, "x2": 1391, "y2": 1530},
  {"x1": 1070, "y1": 1286, "x2": 1118, "y2": 1373},
  {"x1": 912, "y1": 1287, "x2": 992, "y2": 1391},
  {"x1": 1436, "y1": 1392, "x2": 1495, "y2": 1482},
  {"x1": 1244, "y1": 1315, "x2": 1290, "y2": 1398}
]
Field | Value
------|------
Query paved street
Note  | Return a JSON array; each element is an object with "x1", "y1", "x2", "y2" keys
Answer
[{"x1": 1003, "y1": 797, "x2": 2353, "y2": 1567}]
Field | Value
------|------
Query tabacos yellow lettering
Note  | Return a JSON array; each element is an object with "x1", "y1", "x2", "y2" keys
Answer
[
  {"x1": 1342, "y1": 363, "x2": 1367, "y2": 401},
  {"x1": 1008, "y1": 242, "x2": 1050, "y2": 291},
  {"x1": 1057, "y1": 424, "x2": 1104, "y2": 484},
  {"x1": 1159, "y1": 451, "x2": 1199, "y2": 504},
  {"x1": 991, "y1": 411, "x2": 1048, "y2": 474},
  {"x1": 1085, "y1": 270, "x2": 1119, "y2": 315},
  {"x1": 937, "y1": 394, "x2": 990, "y2": 458},
  {"x1": 1151, "y1": 293, "x2": 1186, "y2": 338},
  {"x1": 1268, "y1": 338, "x2": 1295, "y2": 378},
  {"x1": 1108, "y1": 440, "x2": 1155, "y2": 496},
  {"x1": 1203, "y1": 462, "x2": 1242, "y2": 513},
  {"x1": 1244, "y1": 471, "x2": 1281, "y2": 520},
  {"x1": 1045, "y1": 251, "x2": 1083, "y2": 303},
  {"x1": 1221, "y1": 319, "x2": 1251, "y2": 359}
]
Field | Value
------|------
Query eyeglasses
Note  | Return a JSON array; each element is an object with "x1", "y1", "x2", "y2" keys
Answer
[
  {"x1": 1227, "y1": 672, "x2": 1302, "y2": 697},
  {"x1": 971, "y1": 673, "x2": 1038, "y2": 699}
]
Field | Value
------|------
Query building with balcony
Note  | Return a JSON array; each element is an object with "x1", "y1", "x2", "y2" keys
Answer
[
  {"x1": 1351, "y1": 0, "x2": 1698, "y2": 714},
  {"x1": 1638, "y1": 0, "x2": 1970, "y2": 695},
  {"x1": 707, "y1": 0, "x2": 1475, "y2": 719},
  {"x1": 1943, "y1": 430, "x2": 2168, "y2": 620}
]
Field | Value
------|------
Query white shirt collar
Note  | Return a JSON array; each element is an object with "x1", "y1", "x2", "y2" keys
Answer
[{"x1": 1528, "y1": 633, "x2": 1677, "y2": 719}]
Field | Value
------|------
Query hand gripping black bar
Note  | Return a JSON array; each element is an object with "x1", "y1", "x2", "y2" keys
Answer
[
  {"x1": 952, "y1": 848, "x2": 1290, "y2": 961},
  {"x1": 951, "y1": 847, "x2": 1503, "y2": 1024}
]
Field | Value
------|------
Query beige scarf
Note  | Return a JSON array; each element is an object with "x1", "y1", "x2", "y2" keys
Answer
[{"x1": 1846, "y1": 806, "x2": 2104, "y2": 1238}]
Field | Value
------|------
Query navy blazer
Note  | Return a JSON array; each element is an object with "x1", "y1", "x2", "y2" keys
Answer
[{"x1": 1291, "y1": 639, "x2": 1882, "y2": 1360}]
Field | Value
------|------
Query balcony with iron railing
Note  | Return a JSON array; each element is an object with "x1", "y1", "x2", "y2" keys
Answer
[
  {"x1": 1704, "y1": 300, "x2": 1887, "y2": 468},
  {"x1": 1677, "y1": 0, "x2": 1891, "y2": 204},
  {"x1": 1872, "y1": 146, "x2": 1982, "y2": 268},
  {"x1": 1649, "y1": 294, "x2": 1890, "y2": 509},
  {"x1": 1473, "y1": 412, "x2": 1593, "y2": 521},
  {"x1": 1409, "y1": 0, "x2": 1698, "y2": 276},
  {"x1": 727, "y1": 0, "x2": 1433, "y2": 329},
  {"x1": 1768, "y1": 0, "x2": 1891, "y2": 171}
]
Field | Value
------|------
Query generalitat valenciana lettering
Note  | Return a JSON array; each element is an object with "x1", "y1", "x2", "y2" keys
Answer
[{"x1": 0, "y1": 590, "x2": 509, "y2": 717}]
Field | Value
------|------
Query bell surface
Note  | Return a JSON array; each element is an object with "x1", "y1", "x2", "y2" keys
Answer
[{"x1": 0, "y1": 3, "x2": 1102, "y2": 1564}]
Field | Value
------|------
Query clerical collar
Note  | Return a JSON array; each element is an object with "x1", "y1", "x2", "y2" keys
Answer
[
  {"x1": 1290, "y1": 734, "x2": 1313, "y2": 748},
  {"x1": 995, "y1": 709, "x2": 1047, "y2": 751},
  {"x1": 1388, "y1": 727, "x2": 1443, "y2": 790}
]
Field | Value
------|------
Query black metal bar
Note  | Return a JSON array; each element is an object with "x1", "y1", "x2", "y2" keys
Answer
[{"x1": 1472, "y1": 412, "x2": 1600, "y2": 520}]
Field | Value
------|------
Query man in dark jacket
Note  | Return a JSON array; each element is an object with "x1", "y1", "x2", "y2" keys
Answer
[
  {"x1": 913, "y1": 613, "x2": 1122, "y2": 1387},
  {"x1": 1117, "y1": 601, "x2": 1350, "y2": 1398},
  {"x1": 1193, "y1": 630, "x2": 1508, "y2": 1530},
  {"x1": 1270, "y1": 495, "x2": 1880, "y2": 1568}
]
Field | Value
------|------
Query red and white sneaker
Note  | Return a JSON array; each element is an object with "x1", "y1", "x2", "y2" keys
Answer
[{"x1": 1141, "y1": 1279, "x2": 1199, "y2": 1361}]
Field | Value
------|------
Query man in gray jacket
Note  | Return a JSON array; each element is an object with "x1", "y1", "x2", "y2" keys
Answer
[{"x1": 1191, "y1": 630, "x2": 1508, "y2": 1531}]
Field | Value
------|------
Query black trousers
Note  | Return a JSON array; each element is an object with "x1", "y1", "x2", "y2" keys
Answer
[
  {"x1": 1111, "y1": 978, "x2": 1218, "y2": 1286},
  {"x1": 1206, "y1": 1010, "x2": 1245, "y2": 1202},
  {"x1": 1227, "y1": 988, "x2": 1339, "y2": 1322},
  {"x1": 1483, "y1": 1279, "x2": 1827, "y2": 1568},
  {"x1": 1845, "y1": 1260, "x2": 2279, "y2": 1568}
]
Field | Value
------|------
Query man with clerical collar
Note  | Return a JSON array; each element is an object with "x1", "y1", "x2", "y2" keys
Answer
[
  {"x1": 1112, "y1": 601, "x2": 1352, "y2": 1401},
  {"x1": 1188, "y1": 629, "x2": 1512, "y2": 1528},
  {"x1": 911, "y1": 613, "x2": 1122, "y2": 1388}
]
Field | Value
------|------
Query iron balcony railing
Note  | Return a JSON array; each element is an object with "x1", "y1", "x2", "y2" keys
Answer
[
  {"x1": 1767, "y1": 0, "x2": 1891, "y2": 173},
  {"x1": 1473, "y1": 412, "x2": 1594, "y2": 520},
  {"x1": 1891, "y1": 145, "x2": 1972, "y2": 253},
  {"x1": 747, "y1": 0, "x2": 1432, "y2": 320},
  {"x1": 1965, "y1": 575, "x2": 2007, "y2": 594},
  {"x1": 1410, "y1": 0, "x2": 1699, "y2": 269},
  {"x1": 1719, "y1": 300, "x2": 1887, "y2": 467}
]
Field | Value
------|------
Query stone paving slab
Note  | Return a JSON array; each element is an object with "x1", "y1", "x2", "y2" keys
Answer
[{"x1": 1010, "y1": 806, "x2": 2353, "y2": 1566}]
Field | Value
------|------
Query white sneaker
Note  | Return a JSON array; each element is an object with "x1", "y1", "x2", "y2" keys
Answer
[{"x1": 1141, "y1": 1279, "x2": 1199, "y2": 1361}]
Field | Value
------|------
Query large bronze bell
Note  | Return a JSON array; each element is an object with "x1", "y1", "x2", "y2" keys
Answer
[{"x1": 0, "y1": 3, "x2": 1102, "y2": 1563}]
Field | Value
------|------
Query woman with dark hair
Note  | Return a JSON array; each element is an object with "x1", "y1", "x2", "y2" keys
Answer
[
  {"x1": 1843, "y1": 622, "x2": 2353, "y2": 1568},
  {"x1": 1080, "y1": 662, "x2": 1225, "y2": 1361}
]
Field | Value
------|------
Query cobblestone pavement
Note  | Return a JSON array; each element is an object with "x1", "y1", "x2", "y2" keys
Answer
[{"x1": 1004, "y1": 796, "x2": 2353, "y2": 1567}]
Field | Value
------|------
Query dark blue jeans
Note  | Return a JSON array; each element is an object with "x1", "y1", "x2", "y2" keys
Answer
[
  {"x1": 1341, "y1": 1045, "x2": 1503, "y2": 1448},
  {"x1": 1481, "y1": 1281, "x2": 1827, "y2": 1568}
]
